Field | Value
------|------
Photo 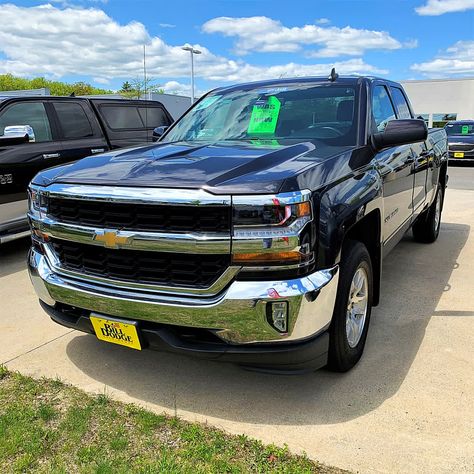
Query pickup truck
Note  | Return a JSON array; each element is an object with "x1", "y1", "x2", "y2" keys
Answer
[
  {"x1": 445, "y1": 120, "x2": 474, "y2": 162},
  {"x1": 27, "y1": 75, "x2": 448, "y2": 373},
  {"x1": 0, "y1": 96, "x2": 173, "y2": 243}
]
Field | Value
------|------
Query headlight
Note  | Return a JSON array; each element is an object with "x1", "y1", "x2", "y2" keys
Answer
[
  {"x1": 233, "y1": 201, "x2": 311, "y2": 228},
  {"x1": 232, "y1": 191, "x2": 313, "y2": 267},
  {"x1": 28, "y1": 185, "x2": 48, "y2": 219}
]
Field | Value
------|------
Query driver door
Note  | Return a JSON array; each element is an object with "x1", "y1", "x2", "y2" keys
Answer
[
  {"x1": 372, "y1": 85, "x2": 414, "y2": 245},
  {"x1": 0, "y1": 100, "x2": 61, "y2": 226}
]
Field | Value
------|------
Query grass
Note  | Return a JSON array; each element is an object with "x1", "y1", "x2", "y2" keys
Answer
[{"x1": 0, "y1": 366, "x2": 348, "y2": 474}]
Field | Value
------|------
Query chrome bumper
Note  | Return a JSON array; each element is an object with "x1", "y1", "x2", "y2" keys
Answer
[{"x1": 29, "y1": 247, "x2": 339, "y2": 344}]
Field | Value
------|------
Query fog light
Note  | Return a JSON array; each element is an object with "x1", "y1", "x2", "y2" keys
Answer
[{"x1": 267, "y1": 301, "x2": 288, "y2": 333}]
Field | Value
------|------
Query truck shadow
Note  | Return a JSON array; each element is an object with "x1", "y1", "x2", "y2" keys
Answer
[
  {"x1": 0, "y1": 237, "x2": 30, "y2": 278},
  {"x1": 66, "y1": 222, "x2": 469, "y2": 425}
]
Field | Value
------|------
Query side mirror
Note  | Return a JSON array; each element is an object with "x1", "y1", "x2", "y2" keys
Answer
[
  {"x1": 0, "y1": 125, "x2": 36, "y2": 144},
  {"x1": 372, "y1": 119, "x2": 427, "y2": 151},
  {"x1": 152, "y1": 126, "x2": 168, "y2": 142}
]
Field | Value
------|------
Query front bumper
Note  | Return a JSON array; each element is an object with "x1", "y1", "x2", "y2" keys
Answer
[
  {"x1": 29, "y1": 246, "x2": 339, "y2": 370},
  {"x1": 448, "y1": 150, "x2": 474, "y2": 161}
]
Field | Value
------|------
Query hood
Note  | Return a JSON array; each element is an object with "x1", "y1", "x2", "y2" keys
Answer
[{"x1": 32, "y1": 140, "x2": 353, "y2": 194}]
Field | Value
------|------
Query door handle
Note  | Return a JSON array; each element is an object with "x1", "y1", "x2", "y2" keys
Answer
[
  {"x1": 42, "y1": 153, "x2": 60, "y2": 159},
  {"x1": 404, "y1": 156, "x2": 415, "y2": 165},
  {"x1": 91, "y1": 148, "x2": 106, "y2": 154}
]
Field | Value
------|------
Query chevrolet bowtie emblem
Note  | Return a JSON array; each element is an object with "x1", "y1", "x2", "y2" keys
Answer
[{"x1": 93, "y1": 230, "x2": 129, "y2": 249}]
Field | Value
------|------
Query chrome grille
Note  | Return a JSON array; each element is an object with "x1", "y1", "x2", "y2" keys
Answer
[
  {"x1": 47, "y1": 197, "x2": 231, "y2": 233},
  {"x1": 50, "y1": 239, "x2": 230, "y2": 288}
]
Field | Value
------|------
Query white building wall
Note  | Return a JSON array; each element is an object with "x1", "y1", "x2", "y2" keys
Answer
[{"x1": 400, "y1": 78, "x2": 474, "y2": 126}]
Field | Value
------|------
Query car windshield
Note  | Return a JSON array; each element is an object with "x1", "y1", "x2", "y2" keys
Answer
[
  {"x1": 163, "y1": 84, "x2": 358, "y2": 146},
  {"x1": 445, "y1": 122, "x2": 474, "y2": 136}
]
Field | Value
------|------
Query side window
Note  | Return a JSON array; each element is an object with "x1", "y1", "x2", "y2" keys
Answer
[
  {"x1": 53, "y1": 102, "x2": 93, "y2": 139},
  {"x1": 372, "y1": 86, "x2": 396, "y2": 132},
  {"x1": 138, "y1": 107, "x2": 170, "y2": 128},
  {"x1": 99, "y1": 105, "x2": 143, "y2": 130},
  {"x1": 0, "y1": 102, "x2": 52, "y2": 142},
  {"x1": 390, "y1": 87, "x2": 412, "y2": 119}
]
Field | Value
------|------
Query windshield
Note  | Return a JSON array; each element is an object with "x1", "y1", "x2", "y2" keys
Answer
[
  {"x1": 445, "y1": 122, "x2": 474, "y2": 136},
  {"x1": 163, "y1": 84, "x2": 358, "y2": 146}
]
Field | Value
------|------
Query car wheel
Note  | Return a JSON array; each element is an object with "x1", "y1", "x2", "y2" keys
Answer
[
  {"x1": 327, "y1": 240, "x2": 373, "y2": 372},
  {"x1": 412, "y1": 186, "x2": 443, "y2": 243}
]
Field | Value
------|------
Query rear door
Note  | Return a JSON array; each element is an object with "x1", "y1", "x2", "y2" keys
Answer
[
  {"x1": 51, "y1": 99, "x2": 109, "y2": 161},
  {"x1": 92, "y1": 100, "x2": 172, "y2": 148},
  {"x1": 0, "y1": 100, "x2": 60, "y2": 227},
  {"x1": 372, "y1": 84, "x2": 415, "y2": 244},
  {"x1": 389, "y1": 86, "x2": 429, "y2": 218}
]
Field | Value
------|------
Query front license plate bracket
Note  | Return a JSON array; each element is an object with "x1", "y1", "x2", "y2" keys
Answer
[{"x1": 90, "y1": 315, "x2": 142, "y2": 350}]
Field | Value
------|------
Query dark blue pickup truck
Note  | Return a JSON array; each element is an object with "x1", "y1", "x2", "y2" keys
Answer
[{"x1": 27, "y1": 74, "x2": 447, "y2": 373}]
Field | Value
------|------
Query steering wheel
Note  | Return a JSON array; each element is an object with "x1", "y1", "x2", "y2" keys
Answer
[{"x1": 314, "y1": 126, "x2": 345, "y2": 137}]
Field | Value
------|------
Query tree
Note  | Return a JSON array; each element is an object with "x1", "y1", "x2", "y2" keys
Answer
[
  {"x1": 119, "y1": 77, "x2": 164, "y2": 99},
  {"x1": 0, "y1": 74, "x2": 113, "y2": 96}
]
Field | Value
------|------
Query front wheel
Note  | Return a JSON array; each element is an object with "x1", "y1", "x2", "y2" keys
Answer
[
  {"x1": 412, "y1": 186, "x2": 443, "y2": 243},
  {"x1": 327, "y1": 240, "x2": 373, "y2": 372}
]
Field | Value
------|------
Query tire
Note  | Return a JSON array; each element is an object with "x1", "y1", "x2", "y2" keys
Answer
[
  {"x1": 412, "y1": 186, "x2": 443, "y2": 243},
  {"x1": 327, "y1": 240, "x2": 373, "y2": 372}
]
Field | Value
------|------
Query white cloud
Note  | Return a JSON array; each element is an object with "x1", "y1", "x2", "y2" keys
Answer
[
  {"x1": 411, "y1": 40, "x2": 474, "y2": 76},
  {"x1": 159, "y1": 23, "x2": 176, "y2": 28},
  {"x1": 416, "y1": 0, "x2": 474, "y2": 15},
  {"x1": 0, "y1": 4, "x2": 387, "y2": 88},
  {"x1": 202, "y1": 16, "x2": 403, "y2": 57},
  {"x1": 315, "y1": 18, "x2": 330, "y2": 25}
]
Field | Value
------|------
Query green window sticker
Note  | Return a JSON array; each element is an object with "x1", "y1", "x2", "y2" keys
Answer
[
  {"x1": 247, "y1": 96, "x2": 281, "y2": 135},
  {"x1": 461, "y1": 125, "x2": 469, "y2": 135}
]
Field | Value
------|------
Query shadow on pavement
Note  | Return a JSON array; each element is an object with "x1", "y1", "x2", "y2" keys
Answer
[
  {"x1": 0, "y1": 237, "x2": 30, "y2": 278},
  {"x1": 59, "y1": 222, "x2": 468, "y2": 425}
]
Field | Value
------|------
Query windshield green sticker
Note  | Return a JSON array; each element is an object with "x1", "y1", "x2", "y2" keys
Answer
[
  {"x1": 461, "y1": 125, "x2": 469, "y2": 135},
  {"x1": 247, "y1": 96, "x2": 281, "y2": 135},
  {"x1": 194, "y1": 96, "x2": 220, "y2": 111}
]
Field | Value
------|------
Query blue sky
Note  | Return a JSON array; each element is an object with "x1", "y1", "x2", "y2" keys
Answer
[{"x1": 0, "y1": 0, "x2": 473, "y2": 95}]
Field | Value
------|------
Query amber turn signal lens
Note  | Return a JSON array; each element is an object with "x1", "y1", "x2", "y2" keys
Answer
[
  {"x1": 232, "y1": 250, "x2": 304, "y2": 265},
  {"x1": 33, "y1": 229, "x2": 50, "y2": 242},
  {"x1": 295, "y1": 202, "x2": 311, "y2": 217}
]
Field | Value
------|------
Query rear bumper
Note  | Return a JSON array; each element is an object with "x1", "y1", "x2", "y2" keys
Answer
[{"x1": 29, "y1": 246, "x2": 339, "y2": 370}]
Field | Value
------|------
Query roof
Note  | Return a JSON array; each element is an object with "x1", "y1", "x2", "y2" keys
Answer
[{"x1": 213, "y1": 75, "x2": 400, "y2": 94}]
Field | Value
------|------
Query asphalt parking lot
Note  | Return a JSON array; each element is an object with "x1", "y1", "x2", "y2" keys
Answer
[{"x1": 1, "y1": 166, "x2": 473, "y2": 474}]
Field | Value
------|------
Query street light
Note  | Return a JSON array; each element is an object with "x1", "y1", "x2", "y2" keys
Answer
[{"x1": 181, "y1": 45, "x2": 201, "y2": 104}]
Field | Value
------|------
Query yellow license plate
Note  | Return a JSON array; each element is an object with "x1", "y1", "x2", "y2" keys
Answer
[
  {"x1": 90, "y1": 315, "x2": 142, "y2": 350},
  {"x1": 454, "y1": 152, "x2": 465, "y2": 158}
]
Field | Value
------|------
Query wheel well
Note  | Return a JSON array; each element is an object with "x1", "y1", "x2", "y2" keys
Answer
[
  {"x1": 439, "y1": 161, "x2": 448, "y2": 191},
  {"x1": 343, "y1": 210, "x2": 382, "y2": 306}
]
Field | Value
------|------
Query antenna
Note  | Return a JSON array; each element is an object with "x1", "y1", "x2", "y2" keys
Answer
[{"x1": 328, "y1": 67, "x2": 338, "y2": 82}]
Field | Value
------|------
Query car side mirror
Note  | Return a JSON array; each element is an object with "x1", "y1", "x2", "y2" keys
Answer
[
  {"x1": 372, "y1": 119, "x2": 427, "y2": 151},
  {"x1": 0, "y1": 125, "x2": 36, "y2": 144},
  {"x1": 152, "y1": 126, "x2": 168, "y2": 142}
]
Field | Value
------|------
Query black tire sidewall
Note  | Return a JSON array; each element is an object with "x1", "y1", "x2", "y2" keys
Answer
[{"x1": 328, "y1": 241, "x2": 373, "y2": 372}]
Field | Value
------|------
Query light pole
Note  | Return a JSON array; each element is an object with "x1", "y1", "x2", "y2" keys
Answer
[{"x1": 181, "y1": 45, "x2": 201, "y2": 104}]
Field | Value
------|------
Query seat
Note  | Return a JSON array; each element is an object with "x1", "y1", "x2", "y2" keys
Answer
[{"x1": 336, "y1": 100, "x2": 354, "y2": 122}]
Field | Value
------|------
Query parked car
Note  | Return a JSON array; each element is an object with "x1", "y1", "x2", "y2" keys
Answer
[
  {"x1": 0, "y1": 96, "x2": 173, "y2": 243},
  {"x1": 28, "y1": 75, "x2": 447, "y2": 373},
  {"x1": 445, "y1": 120, "x2": 474, "y2": 163}
]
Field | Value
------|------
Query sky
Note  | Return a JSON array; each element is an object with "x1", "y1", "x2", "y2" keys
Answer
[{"x1": 0, "y1": 0, "x2": 473, "y2": 96}]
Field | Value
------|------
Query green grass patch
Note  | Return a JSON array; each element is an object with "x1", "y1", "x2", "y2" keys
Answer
[{"x1": 0, "y1": 368, "x2": 348, "y2": 473}]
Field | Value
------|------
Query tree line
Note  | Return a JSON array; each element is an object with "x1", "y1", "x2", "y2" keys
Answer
[{"x1": 0, "y1": 74, "x2": 166, "y2": 98}]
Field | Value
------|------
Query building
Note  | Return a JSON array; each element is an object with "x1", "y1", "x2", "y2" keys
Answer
[
  {"x1": 400, "y1": 77, "x2": 474, "y2": 128},
  {"x1": 0, "y1": 87, "x2": 50, "y2": 96}
]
